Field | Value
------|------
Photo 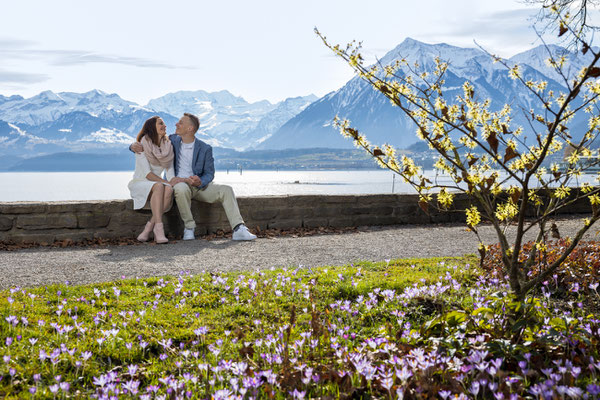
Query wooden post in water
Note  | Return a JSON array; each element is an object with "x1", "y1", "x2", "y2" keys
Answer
[{"x1": 392, "y1": 174, "x2": 395, "y2": 193}]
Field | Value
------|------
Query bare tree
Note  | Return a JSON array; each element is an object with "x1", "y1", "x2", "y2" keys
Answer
[{"x1": 524, "y1": 0, "x2": 600, "y2": 47}]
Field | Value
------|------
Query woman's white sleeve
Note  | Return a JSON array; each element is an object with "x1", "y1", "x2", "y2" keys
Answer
[
  {"x1": 136, "y1": 153, "x2": 152, "y2": 178},
  {"x1": 166, "y1": 163, "x2": 175, "y2": 181}
]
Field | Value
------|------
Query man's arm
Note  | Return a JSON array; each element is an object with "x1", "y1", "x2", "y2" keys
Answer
[
  {"x1": 198, "y1": 147, "x2": 215, "y2": 189},
  {"x1": 129, "y1": 142, "x2": 143, "y2": 153}
]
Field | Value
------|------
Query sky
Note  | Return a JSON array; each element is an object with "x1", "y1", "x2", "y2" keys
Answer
[{"x1": 0, "y1": 0, "x2": 565, "y2": 105}]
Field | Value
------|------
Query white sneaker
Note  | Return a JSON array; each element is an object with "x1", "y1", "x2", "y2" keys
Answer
[
  {"x1": 183, "y1": 228, "x2": 195, "y2": 241},
  {"x1": 232, "y1": 225, "x2": 257, "y2": 241}
]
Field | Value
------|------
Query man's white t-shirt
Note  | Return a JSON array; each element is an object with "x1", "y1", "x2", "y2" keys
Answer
[{"x1": 177, "y1": 142, "x2": 195, "y2": 178}]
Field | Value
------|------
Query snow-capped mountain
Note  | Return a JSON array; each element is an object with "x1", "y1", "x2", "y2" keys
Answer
[
  {"x1": 0, "y1": 89, "x2": 144, "y2": 126},
  {"x1": 0, "y1": 120, "x2": 65, "y2": 156},
  {"x1": 146, "y1": 90, "x2": 315, "y2": 149},
  {"x1": 0, "y1": 89, "x2": 317, "y2": 155},
  {"x1": 260, "y1": 38, "x2": 588, "y2": 150},
  {"x1": 0, "y1": 94, "x2": 23, "y2": 106},
  {"x1": 510, "y1": 44, "x2": 597, "y2": 84},
  {"x1": 240, "y1": 95, "x2": 318, "y2": 147},
  {"x1": 0, "y1": 89, "x2": 179, "y2": 156},
  {"x1": 146, "y1": 90, "x2": 274, "y2": 120}
]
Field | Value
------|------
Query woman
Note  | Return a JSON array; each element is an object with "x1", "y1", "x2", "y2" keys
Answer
[{"x1": 128, "y1": 116, "x2": 174, "y2": 243}]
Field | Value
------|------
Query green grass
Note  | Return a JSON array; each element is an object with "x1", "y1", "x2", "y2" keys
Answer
[{"x1": 0, "y1": 255, "x2": 598, "y2": 399}]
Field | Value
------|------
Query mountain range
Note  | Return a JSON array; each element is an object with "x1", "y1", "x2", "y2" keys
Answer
[
  {"x1": 0, "y1": 90, "x2": 316, "y2": 156},
  {"x1": 259, "y1": 38, "x2": 592, "y2": 150},
  {"x1": 0, "y1": 38, "x2": 593, "y2": 166}
]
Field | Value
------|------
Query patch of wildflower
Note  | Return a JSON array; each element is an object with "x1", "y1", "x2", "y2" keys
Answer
[{"x1": 0, "y1": 258, "x2": 598, "y2": 398}]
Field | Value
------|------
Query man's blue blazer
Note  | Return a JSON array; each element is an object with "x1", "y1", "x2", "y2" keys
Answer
[{"x1": 169, "y1": 134, "x2": 214, "y2": 190}]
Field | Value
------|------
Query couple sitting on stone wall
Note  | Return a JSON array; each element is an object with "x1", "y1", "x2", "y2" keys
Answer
[{"x1": 127, "y1": 113, "x2": 257, "y2": 244}]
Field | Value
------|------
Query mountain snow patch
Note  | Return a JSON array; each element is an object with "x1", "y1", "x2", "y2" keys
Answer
[{"x1": 80, "y1": 128, "x2": 135, "y2": 144}]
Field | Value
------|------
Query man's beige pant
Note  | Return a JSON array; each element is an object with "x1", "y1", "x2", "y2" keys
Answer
[{"x1": 173, "y1": 182, "x2": 244, "y2": 230}]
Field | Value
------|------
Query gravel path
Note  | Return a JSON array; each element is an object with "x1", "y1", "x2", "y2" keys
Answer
[{"x1": 0, "y1": 216, "x2": 596, "y2": 289}]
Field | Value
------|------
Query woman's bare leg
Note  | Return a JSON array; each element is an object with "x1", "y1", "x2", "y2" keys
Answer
[
  {"x1": 150, "y1": 183, "x2": 165, "y2": 224},
  {"x1": 162, "y1": 185, "x2": 173, "y2": 213}
]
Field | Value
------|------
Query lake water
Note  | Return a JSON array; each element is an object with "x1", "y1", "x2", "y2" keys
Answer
[
  {"x1": 1, "y1": 170, "x2": 596, "y2": 202},
  {"x1": 0, "y1": 170, "x2": 414, "y2": 201}
]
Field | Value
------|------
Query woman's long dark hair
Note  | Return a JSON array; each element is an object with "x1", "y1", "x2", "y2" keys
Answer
[{"x1": 136, "y1": 116, "x2": 161, "y2": 146}]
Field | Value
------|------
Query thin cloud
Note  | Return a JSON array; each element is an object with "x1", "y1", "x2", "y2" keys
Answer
[
  {"x1": 0, "y1": 38, "x2": 37, "y2": 48},
  {"x1": 438, "y1": 8, "x2": 539, "y2": 38},
  {"x1": 46, "y1": 51, "x2": 195, "y2": 69},
  {"x1": 0, "y1": 38, "x2": 197, "y2": 70},
  {"x1": 417, "y1": 7, "x2": 544, "y2": 56},
  {"x1": 0, "y1": 69, "x2": 49, "y2": 84}
]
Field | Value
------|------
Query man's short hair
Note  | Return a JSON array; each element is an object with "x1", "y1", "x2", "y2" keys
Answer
[{"x1": 184, "y1": 113, "x2": 200, "y2": 133}]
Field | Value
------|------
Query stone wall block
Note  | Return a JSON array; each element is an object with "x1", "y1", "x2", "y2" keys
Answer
[
  {"x1": 47, "y1": 203, "x2": 92, "y2": 213},
  {"x1": 238, "y1": 196, "x2": 290, "y2": 208},
  {"x1": 107, "y1": 212, "x2": 149, "y2": 230},
  {"x1": 321, "y1": 195, "x2": 359, "y2": 205},
  {"x1": 123, "y1": 200, "x2": 137, "y2": 211},
  {"x1": 356, "y1": 195, "x2": 406, "y2": 205},
  {"x1": 58, "y1": 200, "x2": 127, "y2": 213},
  {"x1": 311, "y1": 207, "x2": 345, "y2": 218},
  {"x1": 7, "y1": 232, "x2": 57, "y2": 244},
  {"x1": 341, "y1": 206, "x2": 393, "y2": 216},
  {"x1": 164, "y1": 212, "x2": 184, "y2": 237},
  {"x1": 250, "y1": 208, "x2": 279, "y2": 221},
  {"x1": 0, "y1": 203, "x2": 47, "y2": 214},
  {"x1": 267, "y1": 219, "x2": 303, "y2": 230},
  {"x1": 54, "y1": 231, "x2": 99, "y2": 242},
  {"x1": 189, "y1": 226, "x2": 207, "y2": 236},
  {"x1": 278, "y1": 208, "x2": 313, "y2": 219},
  {"x1": 392, "y1": 198, "x2": 421, "y2": 209},
  {"x1": 0, "y1": 216, "x2": 14, "y2": 231},
  {"x1": 97, "y1": 228, "x2": 136, "y2": 240},
  {"x1": 303, "y1": 217, "x2": 329, "y2": 228},
  {"x1": 16, "y1": 214, "x2": 78, "y2": 230},
  {"x1": 354, "y1": 215, "x2": 397, "y2": 226},
  {"x1": 288, "y1": 196, "x2": 327, "y2": 207},
  {"x1": 562, "y1": 200, "x2": 591, "y2": 214},
  {"x1": 189, "y1": 209, "x2": 217, "y2": 224},
  {"x1": 246, "y1": 221, "x2": 269, "y2": 231},
  {"x1": 326, "y1": 217, "x2": 354, "y2": 228},
  {"x1": 393, "y1": 205, "x2": 420, "y2": 217},
  {"x1": 77, "y1": 212, "x2": 111, "y2": 228},
  {"x1": 191, "y1": 205, "x2": 227, "y2": 224},
  {"x1": 205, "y1": 222, "x2": 233, "y2": 233},
  {"x1": 73, "y1": 200, "x2": 126, "y2": 213}
]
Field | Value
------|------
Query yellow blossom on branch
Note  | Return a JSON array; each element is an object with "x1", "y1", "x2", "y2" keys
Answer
[
  {"x1": 466, "y1": 206, "x2": 481, "y2": 228},
  {"x1": 437, "y1": 188, "x2": 454, "y2": 209}
]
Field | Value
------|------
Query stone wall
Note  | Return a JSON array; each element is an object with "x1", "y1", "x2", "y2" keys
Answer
[{"x1": 0, "y1": 193, "x2": 592, "y2": 244}]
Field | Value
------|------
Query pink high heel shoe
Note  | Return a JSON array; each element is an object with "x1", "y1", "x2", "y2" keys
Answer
[
  {"x1": 137, "y1": 221, "x2": 155, "y2": 242},
  {"x1": 153, "y1": 223, "x2": 168, "y2": 244}
]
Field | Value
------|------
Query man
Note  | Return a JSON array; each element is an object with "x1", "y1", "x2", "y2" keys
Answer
[{"x1": 131, "y1": 113, "x2": 256, "y2": 241}]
